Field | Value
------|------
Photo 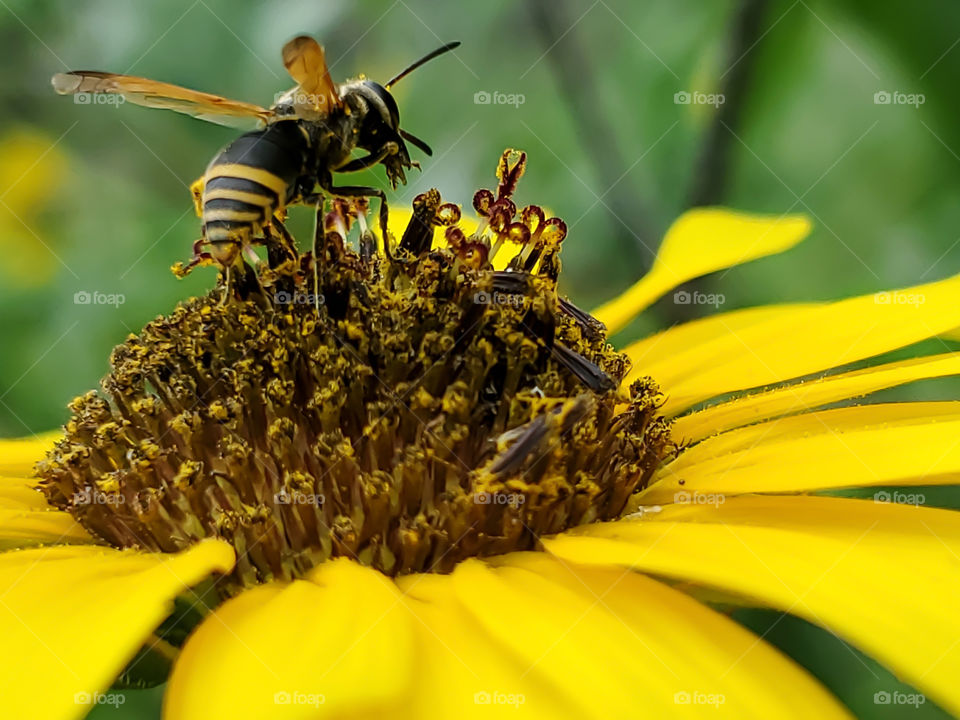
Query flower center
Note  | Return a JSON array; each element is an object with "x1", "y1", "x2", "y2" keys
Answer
[{"x1": 37, "y1": 150, "x2": 673, "y2": 594}]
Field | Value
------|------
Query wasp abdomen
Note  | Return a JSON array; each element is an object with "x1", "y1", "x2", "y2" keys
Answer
[{"x1": 201, "y1": 120, "x2": 309, "y2": 260}]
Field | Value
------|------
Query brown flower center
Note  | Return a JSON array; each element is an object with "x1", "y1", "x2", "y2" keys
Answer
[{"x1": 36, "y1": 150, "x2": 673, "y2": 595}]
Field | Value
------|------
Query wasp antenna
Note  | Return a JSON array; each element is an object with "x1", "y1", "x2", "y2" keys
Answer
[
  {"x1": 385, "y1": 41, "x2": 461, "y2": 89},
  {"x1": 399, "y1": 129, "x2": 432, "y2": 156}
]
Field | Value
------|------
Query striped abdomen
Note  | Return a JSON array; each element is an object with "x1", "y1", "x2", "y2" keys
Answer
[{"x1": 201, "y1": 120, "x2": 309, "y2": 260}]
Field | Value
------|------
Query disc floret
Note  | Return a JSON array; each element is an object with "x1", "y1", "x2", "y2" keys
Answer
[{"x1": 38, "y1": 149, "x2": 673, "y2": 594}]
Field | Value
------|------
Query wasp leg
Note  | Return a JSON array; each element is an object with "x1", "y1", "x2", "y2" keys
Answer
[
  {"x1": 336, "y1": 142, "x2": 399, "y2": 173},
  {"x1": 311, "y1": 197, "x2": 324, "y2": 312},
  {"x1": 236, "y1": 257, "x2": 268, "y2": 304},
  {"x1": 263, "y1": 221, "x2": 297, "y2": 268},
  {"x1": 195, "y1": 237, "x2": 236, "y2": 305},
  {"x1": 295, "y1": 193, "x2": 328, "y2": 310},
  {"x1": 221, "y1": 264, "x2": 231, "y2": 305},
  {"x1": 318, "y1": 179, "x2": 390, "y2": 257},
  {"x1": 219, "y1": 258, "x2": 260, "y2": 305},
  {"x1": 287, "y1": 193, "x2": 329, "y2": 312}
]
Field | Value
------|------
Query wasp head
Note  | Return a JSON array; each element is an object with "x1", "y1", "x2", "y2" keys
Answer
[{"x1": 340, "y1": 80, "x2": 419, "y2": 189}]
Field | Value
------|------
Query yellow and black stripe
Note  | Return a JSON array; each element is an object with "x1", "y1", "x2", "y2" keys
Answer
[{"x1": 201, "y1": 120, "x2": 310, "y2": 256}]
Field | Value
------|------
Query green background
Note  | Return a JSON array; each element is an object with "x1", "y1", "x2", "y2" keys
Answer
[{"x1": 0, "y1": 0, "x2": 958, "y2": 718}]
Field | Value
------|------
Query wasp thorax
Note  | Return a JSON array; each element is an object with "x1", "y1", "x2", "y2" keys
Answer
[{"x1": 37, "y1": 150, "x2": 673, "y2": 595}]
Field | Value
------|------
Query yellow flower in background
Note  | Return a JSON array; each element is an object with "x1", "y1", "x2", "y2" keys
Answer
[
  {"x1": 2, "y1": 150, "x2": 960, "y2": 720},
  {"x1": 0, "y1": 129, "x2": 67, "y2": 287}
]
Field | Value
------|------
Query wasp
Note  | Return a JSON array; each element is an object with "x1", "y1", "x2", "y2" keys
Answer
[{"x1": 52, "y1": 35, "x2": 459, "y2": 269}]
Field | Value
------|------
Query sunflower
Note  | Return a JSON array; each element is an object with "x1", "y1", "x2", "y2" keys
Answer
[{"x1": 2, "y1": 148, "x2": 959, "y2": 720}]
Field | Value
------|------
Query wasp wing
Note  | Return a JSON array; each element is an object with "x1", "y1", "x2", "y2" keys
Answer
[
  {"x1": 281, "y1": 36, "x2": 341, "y2": 111},
  {"x1": 51, "y1": 71, "x2": 274, "y2": 130}
]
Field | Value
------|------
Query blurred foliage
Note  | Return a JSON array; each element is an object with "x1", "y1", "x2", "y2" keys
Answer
[{"x1": 1, "y1": 1, "x2": 959, "y2": 718}]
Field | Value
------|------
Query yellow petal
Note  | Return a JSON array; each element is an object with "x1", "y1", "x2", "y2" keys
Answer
[
  {"x1": 387, "y1": 208, "x2": 479, "y2": 237},
  {"x1": 0, "y1": 431, "x2": 59, "y2": 477},
  {"x1": 594, "y1": 209, "x2": 812, "y2": 334},
  {"x1": 396, "y1": 555, "x2": 851, "y2": 719},
  {"x1": 395, "y1": 572, "x2": 571, "y2": 719},
  {"x1": 386, "y1": 206, "x2": 414, "y2": 241},
  {"x1": 651, "y1": 493, "x2": 960, "y2": 539},
  {"x1": 674, "y1": 351, "x2": 960, "y2": 442},
  {"x1": 453, "y1": 559, "x2": 662, "y2": 719},
  {"x1": 495, "y1": 555, "x2": 849, "y2": 719},
  {"x1": 622, "y1": 303, "x2": 816, "y2": 384},
  {"x1": 390, "y1": 205, "x2": 568, "y2": 273},
  {"x1": 0, "y1": 539, "x2": 234, "y2": 720},
  {"x1": 0, "y1": 507, "x2": 94, "y2": 550},
  {"x1": 0, "y1": 476, "x2": 47, "y2": 509},
  {"x1": 0, "y1": 473, "x2": 93, "y2": 548},
  {"x1": 0, "y1": 448, "x2": 95, "y2": 549},
  {"x1": 165, "y1": 558, "x2": 414, "y2": 720},
  {"x1": 627, "y1": 273, "x2": 960, "y2": 415},
  {"x1": 643, "y1": 402, "x2": 960, "y2": 501},
  {"x1": 545, "y1": 496, "x2": 960, "y2": 717}
]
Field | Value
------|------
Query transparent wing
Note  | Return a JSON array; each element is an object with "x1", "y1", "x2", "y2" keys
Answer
[{"x1": 51, "y1": 71, "x2": 274, "y2": 130}]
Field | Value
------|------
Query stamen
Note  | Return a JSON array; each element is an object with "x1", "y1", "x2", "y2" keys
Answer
[{"x1": 37, "y1": 149, "x2": 674, "y2": 593}]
